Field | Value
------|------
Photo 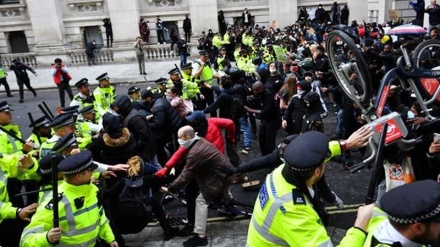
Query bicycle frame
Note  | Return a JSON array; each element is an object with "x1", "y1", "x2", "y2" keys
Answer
[{"x1": 375, "y1": 46, "x2": 440, "y2": 121}]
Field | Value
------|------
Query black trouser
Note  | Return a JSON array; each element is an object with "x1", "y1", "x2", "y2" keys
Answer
[
  {"x1": 200, "y1": 87, "x2": 217, "y2": 117},
  {"x1": 17, "y1": 77, "x2": 36, "y2": 100},
  {"x1": 258, "y1": 118, "x2": 281, "y2": 156},
  {"x1": 0, "y1": 219, "x2": 23, "y2": 247},
  {"x1": 184, "y1": 30, "x2": 191, "y2": 43},
  {"x1": 0, "y1": 77, "x2": 12, "y2": 96},
  {"x1": 57, "y1": 80, "x2": 74, "y2": 107},
  {"x1": 184, "y1": 179, "x2": 199, "y2": 226},
  {"x1": 106, "y1": 32, "x2": 113, "y2": 47},
  {"x1": 157, "y1": 30, "x2": 165, "y2": 44}
]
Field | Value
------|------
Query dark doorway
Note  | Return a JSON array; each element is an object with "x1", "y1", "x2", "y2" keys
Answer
[
  {"x1": 8, "y1": 31, "x2": 29, "y2": 53},
  {"x1": 83, "y1": 26, "x2": 104, "y2": 49},
  {"x1": 163, "y1": 21, "x2": 179, "y2": 43}
]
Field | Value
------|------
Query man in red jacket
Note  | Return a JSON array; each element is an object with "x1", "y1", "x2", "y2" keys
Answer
[{"x1": 51, "y1": 58, "x2": 73, "y2": 107}]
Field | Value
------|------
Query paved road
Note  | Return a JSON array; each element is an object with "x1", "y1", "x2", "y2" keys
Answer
[{"x1": 3, "y1": 61, "x2": 373, "y2": 246}]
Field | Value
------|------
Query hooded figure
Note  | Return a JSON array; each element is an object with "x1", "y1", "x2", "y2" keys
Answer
[
  {"x1": 301, "y1": 91, "x2": 324, "y2": 133},
  {"x1": 282, "y1": 80, "x2": 312, "y2": 134}
]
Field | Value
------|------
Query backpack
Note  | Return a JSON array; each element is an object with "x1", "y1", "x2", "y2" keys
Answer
[
  {"x1": 230, "y1": 84, "x2": 246, "y2": 119},
  {"x1": 114, "y1": 177, "x2": 153, "y2": 234}
]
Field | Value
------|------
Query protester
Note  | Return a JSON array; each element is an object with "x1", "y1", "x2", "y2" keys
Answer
[{"x1": 9, "y1": 58, "x2": 37, "y2": 103}]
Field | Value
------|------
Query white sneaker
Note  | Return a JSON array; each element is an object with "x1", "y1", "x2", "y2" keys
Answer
[{"x1": 332, "y1": 191, "x2": 344, "y2": 209}]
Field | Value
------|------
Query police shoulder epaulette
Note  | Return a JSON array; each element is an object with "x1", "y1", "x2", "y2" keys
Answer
[
  {"x1": 292, "y1": 189, "x2": 306, "y2": 205},
  {"x1": 45, "y1": 193, "x2": 64, "y2": 210}
]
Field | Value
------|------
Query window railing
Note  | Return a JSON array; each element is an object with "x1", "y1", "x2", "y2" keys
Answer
[{"x1": 0, "y1": 53, "x2": 37, "y2": 68}]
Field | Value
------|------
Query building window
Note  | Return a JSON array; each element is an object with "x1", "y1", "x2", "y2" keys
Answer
[
  {"x1": 155, "y1": 0, "x2": 175, "y2": 7},
  {"x1": 7, "y1": 31, "x2": 29, "y2": 53},
  {"x1": 83, "y1": 26, "x2": 104, "y2": 49},
  {"x1": 0, "y1": 0, "x2": 20, "y2": 4}
]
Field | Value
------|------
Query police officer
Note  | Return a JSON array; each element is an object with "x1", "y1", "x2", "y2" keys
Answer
[
  {"x1": 26, "y1": 116, "x2": 51, "y2": 148},
  {"x1": 93, "y1": 73, "x2": 116, "y2": 117},
  {"x1": 363, "y1": 180, "x2": 440, "y2": 246},
  {"x1": 20, "y1": 151, "x2": 119, "y2": 247},
  {"x1": 246, "y1": 131, "x2": 375, "y2": 247},
  {"x1": 70, "y1": 78, "x2": 97, "y2": 112},
  {"x1": 127, "y1": 86, "x2": 141, "y2": 102},
  {"x1": 169, "y1": 67, "x2": 200, "y2": 113},
  {"x1": 192, "y1": 50, "x2": 220, "y2": 117},
  {"x1": 0, "y1": 152, "x2": 38, "y2": 247},
  {"x1": 39, "y1": 114, "x2": 75, "y2": 157},
  {"x1": 151, "y1": 77, "x2": 168, "y2": 98},
  {"x1": 78, "y1": 105, "x2": 101, "y2": 136},
  {"x1": 181, "y1": 63, "x2": 204, "y2": 112}
]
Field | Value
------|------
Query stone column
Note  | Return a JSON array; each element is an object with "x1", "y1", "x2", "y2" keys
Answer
[
  {"x1": 348, "y1": 0, "x2": 368, "y2": 25},
  {"x1": 188, "y1": 0, "x2": 218, "y2": 37},
  {"x1": 268, "y1": 0, "x2": 297, "y2": 28},
  {"x1": 107, "y1": 0, "x2": 141, "y2": 47},
  {"x1": 26, "y1": 0, "x2": 65, "y2": 51}
]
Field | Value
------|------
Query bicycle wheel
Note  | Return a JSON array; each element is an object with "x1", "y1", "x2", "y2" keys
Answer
[
  {"x1": 412, "y1": 39, "x2": 440, "y2": 69},
  {"x1": 326, "y1": 30, "x2": 372, "y2": 106}
]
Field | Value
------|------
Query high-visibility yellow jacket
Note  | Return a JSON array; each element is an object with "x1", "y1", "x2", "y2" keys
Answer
[
  {"x1": 93, "y1": 86, "x2": 116, "y2": 117},
  {"x1": 246, "y1": 165, "x2": 367, "y2": 247},
  {"x1": 20, "y1": 181, "x2": 115, "y2": 247},
  {"x1": 0, "y1": 153, "x2": 38, "y2": 223}
]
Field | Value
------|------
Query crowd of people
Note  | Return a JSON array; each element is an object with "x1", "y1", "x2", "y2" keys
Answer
[{"x1": 1, "y1": 2, "x2": 440, "y2": 247}]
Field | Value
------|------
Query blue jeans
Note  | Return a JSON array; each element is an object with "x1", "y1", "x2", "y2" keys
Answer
[
  {"x1": 180, "y1": 51, "x2": 187, "y2": 67},
  {"x1": 144, "y1": 155, "x2": 162, "y2": 175},
  {"x1": 239, "y1": 115, "x2": 252, "y2": 148},
  {"x1": 336, "y1": 108, "x2": 344, "y2": 134}
]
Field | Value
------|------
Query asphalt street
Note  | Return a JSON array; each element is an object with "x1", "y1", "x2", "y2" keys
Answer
[{"x1": 2, "y1": 63, "x2": 373, "y2": 246}]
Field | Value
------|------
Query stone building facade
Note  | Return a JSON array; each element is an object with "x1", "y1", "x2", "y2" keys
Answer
[{"x1": 0, "y1": 0, "x2": 429, "y2": 66}]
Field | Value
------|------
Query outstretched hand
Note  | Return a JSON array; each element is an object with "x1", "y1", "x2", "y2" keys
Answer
[{"x1": 345, "y1": 126, "x2": 373, "y2": 150}]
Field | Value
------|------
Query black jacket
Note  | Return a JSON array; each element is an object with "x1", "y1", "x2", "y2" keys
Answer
[
  {"x1": 123, "y1": 109, "x2": 157, "y2": 161},
  {"x1": 148, "y1": 98, "x2": 181, "y2": 139},
  {"x1": 284, "y1": 94, "x2": 306, "y2": 134},
  {"x1": 260, "y1": 89, "x2": 281, "y2": 121},
  {"x1": 10, "y1": 63, "x2": 35, "y2": 80},
  {"x1": 183, "y1": 18, "x2": 192, "y2": 31},
  {"x1": 204, "y1": 92, "x2": 234, "y2": 120}
]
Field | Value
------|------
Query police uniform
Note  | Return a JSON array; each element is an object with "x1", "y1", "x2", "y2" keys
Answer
[
  {"x1": 151, "y1": 77, "x2": 168, "y2": 98},
  {"x1": 52, "y1": 132, "x2": 77, "y2": 154},
  {"x1": 216, "y1": 47, "x2": 227, "y2": 71},
  {"x1": 93, "y1": 73, "x2": 116, "y2": 117},
  {"x1": 0, "y1": 102, "x2": 25, "y2": 155},
  {"x1": 193, "y1": 50, "x2": 216, "y2": 116},
  {"x1": 167, "y1": 68, "x2": 183, "y2": 95},
  {"x1": 78, "y1": 105, "x2": 102, "y2": 135},
  {"x1": 20, "y1": 151, "x2": 116, "y2": 247},
  {"x1": 363, "y1": 180, "x2": 440, "y2": 247},
  {"x1": 26, "y1": 116, "x2": 50, "y2": 148},
  {"x1": 39, "y1": 114, "x2": 75, "y2": 158},
  {"x1": 127, "y1": 86, "x2": 141, "y2": 102},
  {"x1": 237, "y1": 49, "x2": 255, "y2": 73},
  {"x1": 247, "y1": 132, "x2": 367, "y2": 247},
  {"x1": 0, "y1": 152, "x2": 38, "y2": 246},
  {"x1": 36, "y1": 153, "x2": 65, "y2": 204}
]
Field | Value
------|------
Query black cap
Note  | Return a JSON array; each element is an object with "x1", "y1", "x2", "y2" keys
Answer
[
  {"x1": 284, "y1": 131, "x2": 329, "y2": 171},
  {"x1": 96, "y1": 73, "x2": 109, "y2": 82},
  {"x1": 102, "y1": 113, "x2": 122, "y2": 132},
  {"x1": 154, "y1": 77, "x2": 167, "y2": 85},
  {"x1": 316, "y1": 46, "x2": 325, "y2": 52},
  {"x1": 58, "y1": 150, "x2": 98, "y2": 175},
  {"x1": 0, "y1": 101, "x2": 13, "y2": 112},
  {"x1": 79, "y1": 105, "x2": 95, "y2": 115},
  {"x1": 37, "y1": 153, "x2": 65, "y2": 176},
  {"x1": 49, "y1": 114, "x2": 75, "y2": 129},
  {"x1": 219, "y1": 46, "x2": 226, "y2": 51},
  {"x1": 199, "y1": 50, "x2": 209, "y2": 56},
  {"x1": 185, "y1": 111, "x2": 206, "y2": 123},
  {"x1": 239, "y1": 49, "x2": 247, "y2": 54},
  {"x1": 181, "y1": 62, "x2": 192, "y2": 70},
  {"x1": 168, "y1": 68, "x2": 180, "y2": 75},
  {"x1": 29, "y1": 116, "x2": 50, "y2": 128},
  {"x1": 51, "y1": 132, "x2": 77, "y2": 153},
  {"x1": 61, "y1": 106, "x2": 79, "y2": 116},
  {"x1": 380, "y1": 180, "x2": 440, "y2": 224},
  {"x1": 141, "y1": 89, "x2": 154, "y2": 99},
  {"x1": 127, "y1": 86, "x2": 140, "y2": 95},
  {"x1": 256, "y1": 50, "x2": 265, "y2": 57},
  {"x1": 74, "y1": 78, "x2": 89, "y2": 88}
]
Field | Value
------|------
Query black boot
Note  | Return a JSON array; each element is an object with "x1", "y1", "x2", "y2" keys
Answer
[
  {"x1": 177, "y1": 223, "x2": 194, "y2": 237},
  {"x1": 163, "y1": 222, "x2": 179, "y2": 241}
]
